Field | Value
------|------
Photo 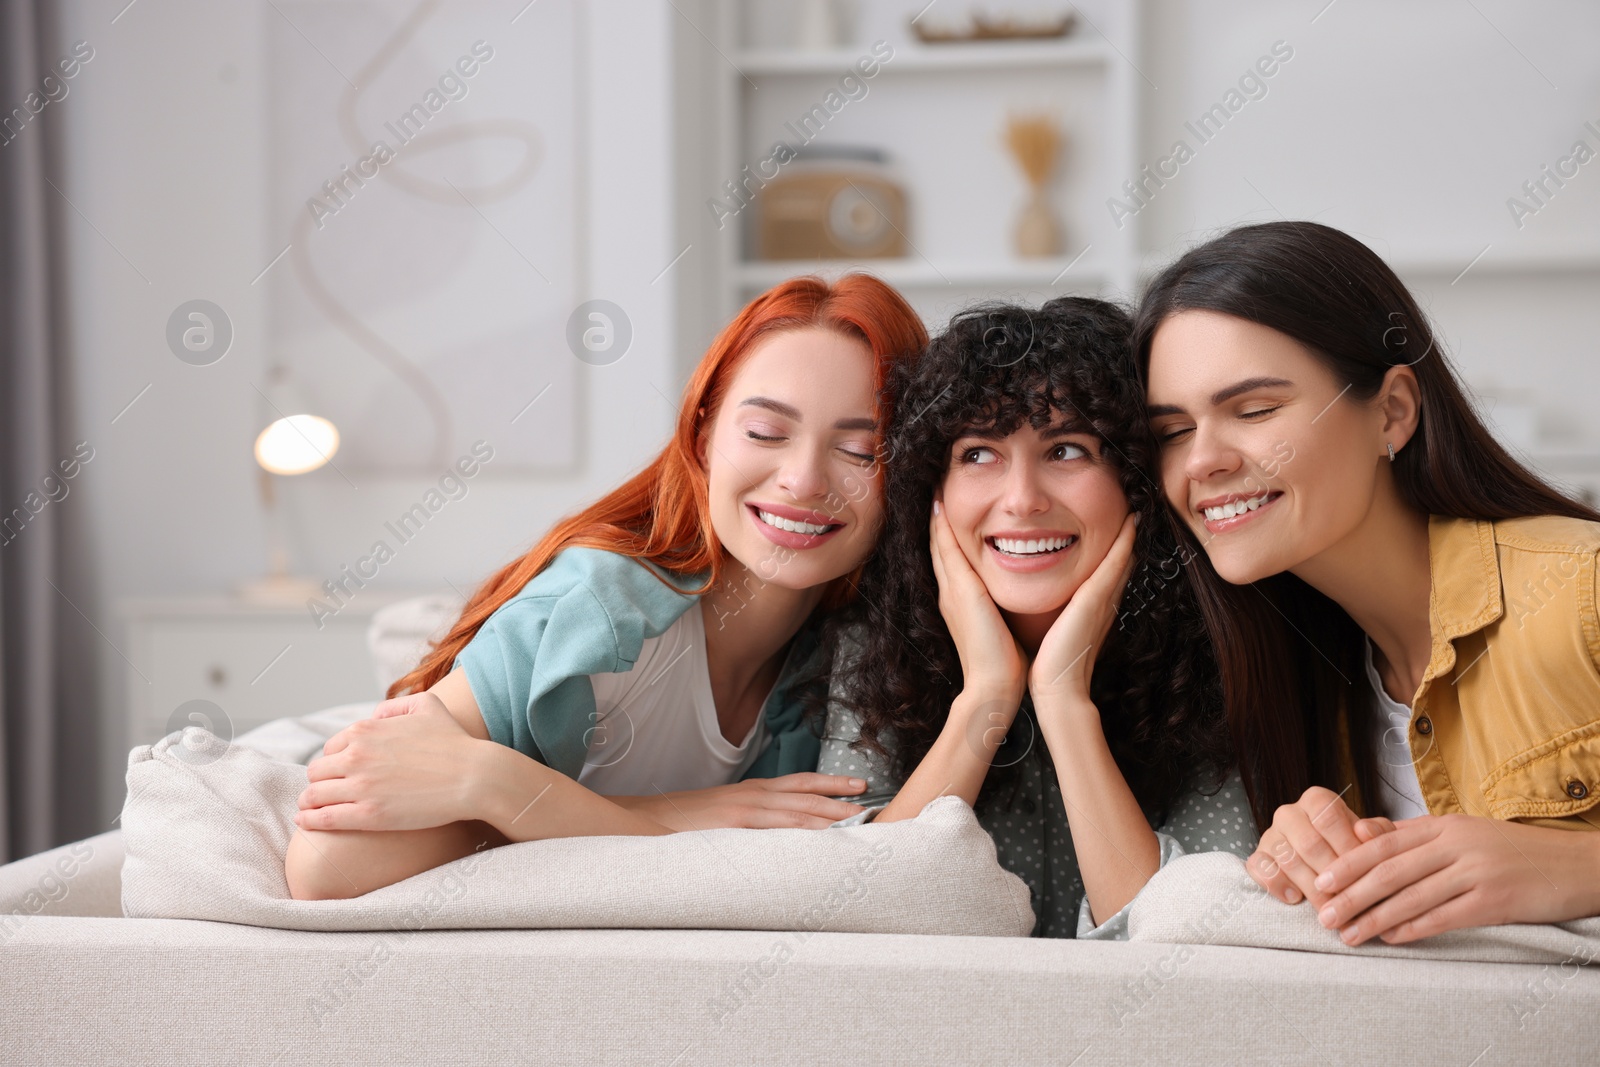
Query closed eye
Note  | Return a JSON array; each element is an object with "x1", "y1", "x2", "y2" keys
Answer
[
  {"x1": 1155, "y1": 425, "x2": 1192, "y2": 443},
  {"x1": 1240, "y1": 405, "x2": 1282, "y2": 420},
  {"x1": 746, "y1": 430, "x2": 784, "y2": 443}
]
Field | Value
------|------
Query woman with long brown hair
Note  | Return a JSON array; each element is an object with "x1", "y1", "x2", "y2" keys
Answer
[
  {"x1": 1136, "y1": 220, "x2": 1600, "y2": 946},
  {"x1": 285, "y1": 274, "x2": 927, "y2": 900}
]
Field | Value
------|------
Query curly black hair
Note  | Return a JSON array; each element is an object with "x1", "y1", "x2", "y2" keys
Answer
[{"x1": 823, "y1": 296, "x2": 1231, "y2": 818}]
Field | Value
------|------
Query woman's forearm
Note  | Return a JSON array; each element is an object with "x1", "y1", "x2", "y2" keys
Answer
[
  {"x1": 875, "y1": 686, "x2": 1020, "y2": 823},
  {"x1": 286, "y1": 819, "x2": 507, "y2": 900},
  {"x1": 1035, "y1": 691, "x2": 1161, "y2": 926},
  {"x1": 286, "y1": 743, "x2": 672, "y2": 900},
  {"x1": 467, "y1": 740, "x2": 675, "y2": 841}
]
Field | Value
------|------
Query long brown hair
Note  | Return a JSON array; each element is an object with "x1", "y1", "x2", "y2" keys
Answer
[
  {"x1": 1132, "y1": 221, "x2": 1600, "y2": 830},
  {"x1": 389, "y1": 274, "x2": 928, "y2": 699}
]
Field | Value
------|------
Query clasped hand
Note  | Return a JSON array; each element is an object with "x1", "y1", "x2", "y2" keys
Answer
[{"x1": 1247, "y1": 786, "x2": 1596, "y2": 944}]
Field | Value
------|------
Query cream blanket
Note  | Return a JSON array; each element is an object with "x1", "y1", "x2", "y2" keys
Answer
[
  {"x1": 1129, "y1": 850, "x2": 1600, "y2": 966},
  {"x1": 118, "y1": 725, "x2": 1035, "y2": 937}
]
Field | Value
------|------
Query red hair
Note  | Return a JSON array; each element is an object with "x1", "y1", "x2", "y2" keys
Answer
[{"x1": 389, "y1": 274, "x2": 927, "y2": 698}]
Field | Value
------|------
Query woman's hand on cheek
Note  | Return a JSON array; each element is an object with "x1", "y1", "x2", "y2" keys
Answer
[
  {"x1": 1310, "y1": 814, "x2": 1598, "y2": 946},
  {"x1": 930, "y1": 499, "x2": 1026, "y2": 701},
  {"x1": 1029, "y1": 512, "x2": 1137, "y2": 704},
  {"x1": 295, "y1": 694, "x2": 485, "y2": 833}
]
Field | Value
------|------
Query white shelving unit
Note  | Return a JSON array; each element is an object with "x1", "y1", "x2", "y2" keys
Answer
[
  {"x1": 736, "y1": 39, "x2": 1113, "y2": 75},
  {"x1": 693, "y1": 0, "x2": 1145, "y2": 333}
]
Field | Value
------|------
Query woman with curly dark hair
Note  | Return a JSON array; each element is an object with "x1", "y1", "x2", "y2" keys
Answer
[{"x1": 818, "y1": 296, "x2": 1257, "y2": 938}]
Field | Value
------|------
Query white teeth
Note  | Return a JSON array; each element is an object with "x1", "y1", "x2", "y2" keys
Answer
[
  {"x1": 992, "y1": 536, "x2": 1074, "y2": 556},
  {"x1": 757, "y1": 509, "x2": 832, "y2": 536},
  {"x1": 1202, "y1": 493, "x2": 1273, "y2": 522}
]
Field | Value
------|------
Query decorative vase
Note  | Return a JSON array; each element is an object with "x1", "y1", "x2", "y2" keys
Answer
[
  {"x1": 1004, "y1": 114, "x2": 1066, "y2": 259},
  {"x1": 1015, "y1": 190, "x2": 1061, "y2": 257}
]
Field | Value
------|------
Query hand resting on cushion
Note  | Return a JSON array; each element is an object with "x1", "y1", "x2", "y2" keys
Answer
[
  {"x1": 287, "y1": 672, "x2": 867, "y2": 900},
  {"x1": 1247, "y1": 785, "x2": 1600, "y2": 946}
]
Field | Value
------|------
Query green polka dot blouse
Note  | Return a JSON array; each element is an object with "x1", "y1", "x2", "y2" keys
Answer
[{"x1": 820, "y1": 691, "x2": 1260, "y2": 940}]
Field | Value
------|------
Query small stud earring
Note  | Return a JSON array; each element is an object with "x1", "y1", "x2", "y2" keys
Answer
[{"x1": 1386, "y1": 442, "x2": 1397, "y2": 463}]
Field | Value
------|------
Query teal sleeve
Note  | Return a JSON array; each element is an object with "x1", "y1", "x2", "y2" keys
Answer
[
  {"x1": 451, "y1": 547, "x2": 701, "y2": 780},
  {"x1": 1076, "y1": 769, "x2": 1258, "y2": 940}
]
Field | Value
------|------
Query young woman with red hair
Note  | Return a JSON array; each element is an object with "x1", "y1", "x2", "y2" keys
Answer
[{"x1": 285, "y1": 275, "x2": 927, "y2": 900}]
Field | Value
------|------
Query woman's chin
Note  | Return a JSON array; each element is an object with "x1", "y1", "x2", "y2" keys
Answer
[
  {"x1": 1209, "y1": 552, "x2": 1278, "y2": 587},
  {"x1": 989, "y1": 588, "x2": 1072, "y2": 621}
]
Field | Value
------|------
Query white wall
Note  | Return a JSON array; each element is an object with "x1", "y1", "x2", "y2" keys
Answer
[
  {"x1": 47, "y1": 0, "x2": 1600, "y2": 831},
  {"x1": 1137, "y1": 0, "x2": 1600, "y2": 462},
  {"x1": 53, "y1": 0, "x2": 682, "y2": 829}
]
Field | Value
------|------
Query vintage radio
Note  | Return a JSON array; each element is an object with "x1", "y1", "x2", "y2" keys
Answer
[{"x1": 757, "y1": 148, "x2": 907, "y2": 260}]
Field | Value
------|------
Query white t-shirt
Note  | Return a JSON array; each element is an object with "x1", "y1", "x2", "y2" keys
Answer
[
  {"x1": 1363, "y1": 637, "x2": 1430, "y2": 821},
  {"x1": 575, "y1": 603, "x2": 768, "y2": 796}
]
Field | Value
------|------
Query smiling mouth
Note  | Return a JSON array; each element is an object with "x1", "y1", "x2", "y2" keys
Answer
[
  {"x1": 987, "y1": 535, "x2": 1077, "y2": 558},
  {"x1": 754, "y1": 508, "x2": 841, "y2": 537},
  {"x1": 1200, "y1": 492, "x2": 1280, "y2": 522}
]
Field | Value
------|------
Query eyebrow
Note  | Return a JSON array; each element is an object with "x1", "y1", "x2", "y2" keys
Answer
[
  {"x1": 1146, "y1": 376, "x2": 1295, "y2": 417},
  {"x1": 738, "y1": 396, "x2": 875, "y2": 432},
  {"x1": 956, "y1": 418, "x2": 1095, "y2": 442}
]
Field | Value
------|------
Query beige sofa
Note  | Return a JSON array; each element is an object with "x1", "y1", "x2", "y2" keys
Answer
[{"x1": 3, "y1": 597, "x2": 1596, "y2": 1065}]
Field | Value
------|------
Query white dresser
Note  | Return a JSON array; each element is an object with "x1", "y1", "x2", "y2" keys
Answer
[{"x1": 118, "y1": 592, "x2": 433, "y2": 750}]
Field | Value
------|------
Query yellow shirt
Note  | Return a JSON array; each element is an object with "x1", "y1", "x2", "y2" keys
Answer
[{"x1": 1399, "y1": 514, "x2": 1600, "y2": 830}]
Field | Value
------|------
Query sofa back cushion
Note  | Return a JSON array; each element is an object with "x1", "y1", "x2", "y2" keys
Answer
[{"x1": 119, "y1": 727, "x2": 1035, "y2": 937}]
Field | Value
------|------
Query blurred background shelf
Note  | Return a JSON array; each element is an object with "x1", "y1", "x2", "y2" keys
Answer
[
  {"x1": 732, "y1": 256, "x2": 1106, "y2": 290},
  {"x1": 692, "y1": 0, "x2": 1143, "y2": 335},
  {"x1": 736, "y1": 40, "x2": 1112, "y2": 75}
]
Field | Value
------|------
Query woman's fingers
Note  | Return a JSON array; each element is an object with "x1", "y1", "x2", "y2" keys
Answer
[
  {"x1": 298, "y1": 777, "x2": 363, "y2": 810},
  {"x1": 1312, "y1": 818, "x2": 1436, "y2": 897},
  {"x1": 1248, "y1": 788, "x2": 1373, "y2": 909},
  {"x1": 1297, "y1": 786, "x2": 1364, "y2": 856},
  {"x1": 643, "y1": 780, "x2": 868, "y2": 831},
  {"x1": 763, "y1": 773, "x2": 868, "y2": 796},
  {"x1": 1101, "y1": 512, "x2": 1140, "y2": 593},
  {"x1": 740, "y1": 808, "x2": 851, "y2": 830},
  {"x1": 1246, "y1": 830, "x2": 1305, "y2": 904},
  {"x1": 1075, "y1": 512, "x2": 1138, "y2": 606},
  {"x1": 320, "y1": 728, "x2": 352, "y2": 757},
  {"x1": 1273, "y1": 804, "x2": 1342, "y2": 878},
  {"x1": 294, "y1": 802, "x2": 372, "y2": 832},
  {"x1": 1313, "y1": 825, "x2": 1453, "y2": 933},
  {"x1": 1334, "y1": 865, "x2": 1470, "y2": 946},
  {"x1": 1376, "y1": 889, "x2": 1485, "y2": 945},
  {"x1": 370, "y1": 697, "x2": 417, "y2": 720},
  {"x1": 751, "y1": 779, "x2": 866, "y2": 820},
  {"x1": 928, "y1": 506, "x2": 950, "y2": 590},
  {"x1": 1353, "y1": 816, "x2": 1397, "y2": 843},
  {"x1": 1255, "y1": 802, "x2": 1350, "y2": 907},
  {"x1": 931, "y1": 505, "x2": 978, "y2": 586},
  {"x1": 303, "y1": 750, "x2": 351, "y2": 783}
]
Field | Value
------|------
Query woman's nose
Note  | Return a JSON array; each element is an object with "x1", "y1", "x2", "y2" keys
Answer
[
  {"x1": 1000, "y1": 462, "x2": 1050, "y2": 516},
  {"x1": 1184, "y1": 422, "x2": 1243, "y2": 484},
  {"x1": 775, "y1": 447, "x2": 830, "y2": 501}
]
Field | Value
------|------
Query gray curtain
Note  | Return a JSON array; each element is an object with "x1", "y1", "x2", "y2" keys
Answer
[{"x1": 0, "y1": 0, "x2": 98, "y2": 863}]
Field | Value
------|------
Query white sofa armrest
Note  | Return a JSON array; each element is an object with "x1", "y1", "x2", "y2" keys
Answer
[{"x1": 0, "y1": 829, "x2": 125, "y2": 920}]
